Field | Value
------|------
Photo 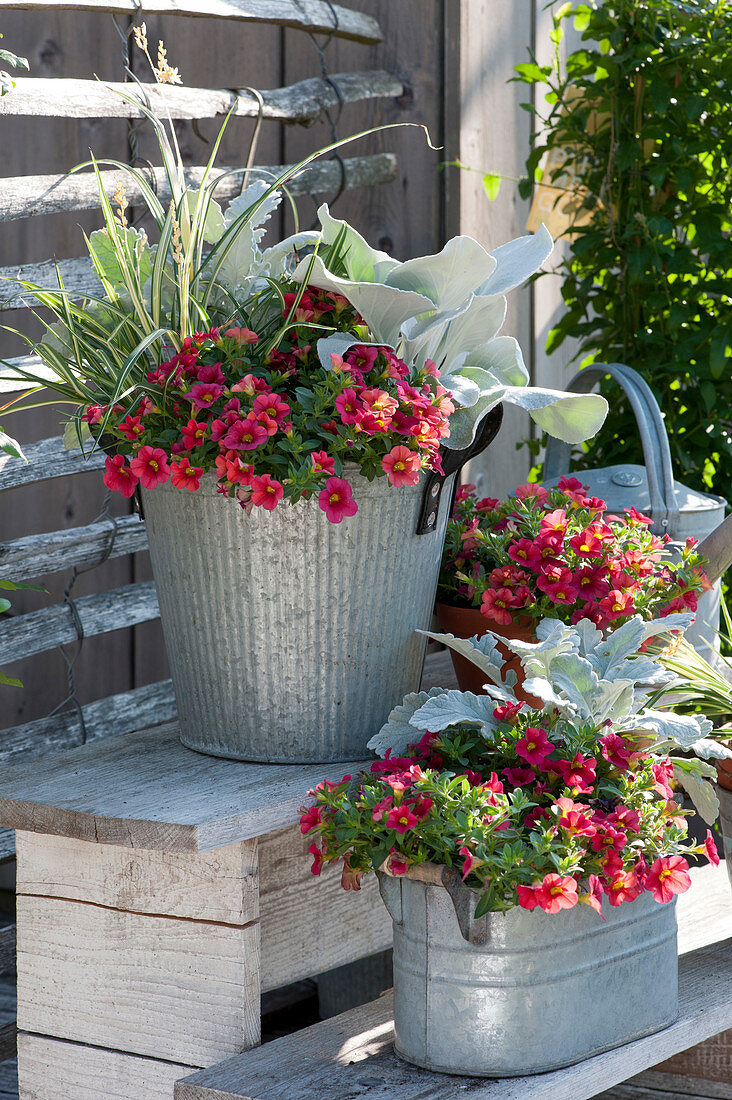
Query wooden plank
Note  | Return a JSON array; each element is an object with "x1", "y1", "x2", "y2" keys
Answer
[
  {"x1": 0, "y1": 680, "x2": 174, "y2": 762},
  {"x1": 0, "y1": 71, "x2": 401, "y2": 123},
  {"x1": 16, "y1": 831, "x2": 258, "y2": 925},
  {"x1": 675, "y1": 862, "x2": 732, "y2": 955},
  {"x1": 18, "y1": 1032, "x2": 190, "y2": 1100},
  {"x1": 175, "y1": 939, "x2": 732, "y2": 1100},
  {"x1": 258, "y1": 826, "x2": 391, "y2": 993},
  {"x1": 653, "y1": 1031, "x2": 732, "y2": 1088},
  {"x1": 0, "y1": 513, "x2": 147, "y2": 581},
  {"x1": 459, "y1": 0, "x2": 534, "y2": 500},
  {"x1": 16, "y1": 893, "x2": 260, "y2": 1065},
  {"x1": 0, "y1": 580, "x2": 160, "y2": 663},
  {"x1": 0, "y1": 926, "x2": 16, "y2": 976},
  {"x1": 0, "y1": 255, "x2": 101, "y2": 311},
  {"x1": 630, "y1": 1069, "x2": 732, "y2": 1099},
  {"x1": 0, "y1": 724, "x2": 370, "y2": 852},
  {"x1": 0, "y1": 154, "x2": 398, "y2": 222},
  {"x1": 0, "y1": 436, "x2": 104, "y2": 491},
  {"x1": 0, "y1": 1023, "x2": 16, "y2": 1064},
  {"x1": 0, "y1": 354, "x2": 57, "y2": 394},
  {"x1": 0, "y1": 1, "x2": 384, "y2": 44}
]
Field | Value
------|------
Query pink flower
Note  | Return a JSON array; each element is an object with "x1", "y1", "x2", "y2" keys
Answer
[
  {"x1": 502, "y1": 766, "x2": 535, "y2": 787},
  {"x1": 170, "y1": 458, "x2": 203, "y2": 491},
  {"x1": 480, "y1": 588, "x2": 514, "y2": 625},
  {"x1": 605, "y1": 871, "x2": 642, "y2": 907},
  {"x1": 507, "y1": 538, "x2": 542, "y2": 571},
  {"x1": 311, "y1": 450, "x2": 335, "y2": 475},
  {"x1": 382, "y1": 445, "x2": 421, "y2": 487},
  {"x1": 580, "y1": 874, "x2": 606, "y2": 919},
  {"x1": 103, "y1": 454, "x2": 139, "y2": 498},
  {"x1": 187, "y1": 381, "x2": 224, "y2": 409},
  {"x1": 625, "y1": 506, "x2": 653, "y2": 526},
  {"x1": 535, "y1": 873, "x2": 579, "y2": 914},
  {"x1": 129, "y1": 445, "x2": 170, "y2": 489},
  {"x1": 599, "y1": 589, "x2": 636, "y2": 620},
  {"x1": 309, "y1": 840, "x2": 325, "y2": 876},
  {"x1": 645, "y1": 855, "x2": 691, "y2": 903},
  {"x1": 515, "y1": 483, "x2": 549, "y2": 506},
  {"x1": 569, "y1": 529, "x2": 605, "y2": 558},
  {"x1": 117, "y1": 414, "x2": 145, "y2": 442},
  {"x1": 250, "y1": 474, "x2": 284, "y2": 511},
  {"x1": 253, "y1": 392, "x2": 290, "y2": 423},
  {"x1": 386, "y1": 804, "x2": 419, "y2": 833},
  {"x1": 459, "y1": 846, "x2": 484, "y2": 881},
  {"x1": 555, "y1": 797, "x2": 596, "y2": 838},
  {"x1": 652, "y1": 760, "x2": 675, "y2": 799},
  {"x1": 371, "y1": 796, "x2": 394, "y2": 822},
  {"x1": 517, "y1": 883, "x2": 541, "y2": 910},
  {"x1": 318, "y1": 477, "x2": 358, "y2": 524},
  {"x1": 180, "y1": 418, "x2": 207, "y2": 450},
  {"x1": 224, "y1": 326, "x2": 259, "y2": 344},
  {"x1": 553, "y1": 753, "x2": 596, "y2": 791},
  {"x1": 493, "y1": 701, "x2": 525, "y2": 723},
  {"x1": 704, "y1": 829, "x2": 720, "y2": 867},
  {"x1": 299, "y1": 804, "x2": 322, "y2": 835},
  {"x1": 537, "y1": 567, "x2": 580, "y2": 604},
  {"x1": 590, "y1": 824, "x2": 628, "y2": 854},
  {"x1": 335, "y1": 388, "x2": 363, "y2": 425},
  {"x1": 410, "y1": 795, "x2": 433, "y2": 821},
  {"x1": 340, "y1": 852, "x2": 363, "y2": 892},
  {"x1": 600, "y1": 732, "x2": 636, "y2": 771},
  {"x1": 516, "y1": 727, "x2": 555, "y2": 768},
  {"x1": 223, "y1": 417, "x2": 269, "y2": 451}
]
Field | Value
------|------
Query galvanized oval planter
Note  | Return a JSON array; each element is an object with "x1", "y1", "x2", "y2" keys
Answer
[
  {"x1": 141, "y1": 467, "x2": 455, "y2": 762},
  {"x1": 378, "y1": 865, "x2": 678, "y2": 1077}
]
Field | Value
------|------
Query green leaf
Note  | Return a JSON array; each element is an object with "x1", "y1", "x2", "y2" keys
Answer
[
  {"x1": 0, "y1": 670, "x2": 22, "y2": 688},
  {"x1": 482, "y1": 173, "x2": 501, "y2": 201},
  {"x1": 0, "y1": 427, "x2": 25, "y2": 461}
]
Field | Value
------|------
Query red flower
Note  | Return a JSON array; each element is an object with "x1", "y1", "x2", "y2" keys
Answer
[
  {"x1": 515, "y1": 483, "x2": 549, "y2": 506},
  {"x1": 117, "y1": 414, "x2": 145, "y2": 442},
  {"x1": 318, "y1": 476, "x2": 358, "y2": 524},
  {"x1": 502, "y1": 766, "x2": 535, "y2": 787},
  {"x1": 459, "y1": 845, "x2": 484, "y2": 880},
  {"x1": 386, "y1": 804, "x2": 419, "y2": 833},
  {"x1": 311, "y1": 450, "x2": 335, "y2": 475},
  {"x1": 382, "y1": 444, "x2": 421, "y2": 487},
  {"x1": 704, "y1": 830, "x2": 720, "y2": 866},
  {"x1": 645, "y1": 855, "x2": 691, "y2": 903},
  {"x1": 605, "y1": 871, "x2": 642, "y2": 907},
  {"x1": 180, "y1": 418, "x2": 207, "y2": 450},
  {"x1": 600, "y1": 732, "x2": 636, "y2": 772},
  {"x1": 250, "y1": 473, "x2": 284, "y2": 511},
  {"x1": 129, "y1": 445, "x2": 170, "y2": 489},
  {"x1": 625, "y1": 506, "x2": 653, "y2": 526},
  {"x1": 299, "y1": 804, "x2": 322, "y2": 835},
  {"x1": 537, "y1": 567, "x2": 579, "y2": 604},
  {"x1": 574, "y1": 566, "x2": 611, "y2": 601},
  {"x1": 385, "y1": 848, "x2": 410, "y2": 875},
  {"x1": 580, "y1": 874, "x2": 605, "y2": 919},
  {"x1": 507, "y1": 538, "x2": 542, "y2": 571},
  {"x1": 569, "y1": 528, "x2": 605, "y2": 558},
  {"x1": 555, "y1": 797, "x2": 596, "y2": 838},
  {"x1": 553, "y1": 752, "x2": 596, "y2": 791},
  {"x1": 170, "y1": 458, "x2": 203, "y2": 491},
  {"x1": 590, "y1": 824, "x2": 628, "y2": 854},
  {"x1": 599, "y1": 588, "x2": 636, "y2": 620},
  {"x1": 103, "y1": 454, "x2": 139, "y2": 497},
  {"x1": 480, "y1": 588, "x2": 514, "y2": 625},
  {"x1": 308, "y1": 840, "x2": 325, "y2": 876},
  {"x1": 335, "y1": 387, "x2": 363, "y2": 425},
  {"x1": 540, "y1": 508, "x2": 568, "y2": 535},
  {"x1": 187, "y1": 381, "x2": 224, "y2": 409},
  {"x1": 535, "y1": 873, "x2": 579, "y2": 914},
  {"x1": 516, "y1": 727, "x2": 555, "y2": 768},
  {"x1": 223, "y1": 417, "x2": 269, "y2": 451},
  {"x1": 493, "y1": 701, "x2": 524, "y2": 723}
]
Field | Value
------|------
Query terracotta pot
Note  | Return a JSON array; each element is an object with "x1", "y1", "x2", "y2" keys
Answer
[
  {"x1": 716, "y1": 758, "x2": 732, "y2": 792},
  {"x1": 435, "y1": 602, "x2": 543, "y2": 707}
]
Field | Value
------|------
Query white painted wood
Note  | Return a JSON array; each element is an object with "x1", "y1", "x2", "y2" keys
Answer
[
  {"x1": 459, "y1": 0, "x2": 534, "y2": 499},
  {"x1": 18, "y1": 1031, "x2": 191, "y2": 1100},
  {"x1": 175, "y1": 937, "x2": 732, "y2": 1100},
  {"x1": 0, "y1": 512, "x2": 147, "y2": 581},
  {"x1": 16, "y1": 893, "x2": 260, "y2": 1065},
  {"x1": 0, "y1": 580, "x2": 160, "y2": 662},
  {"x1": 0, "y1": 154, "x2": 398, "y2": 222},
  {"x1": 0, "y1": 0, "x2": 383, "y2": 44},
  {"x1": 0, "y1": 71, "x2": 401, "y2": 123},
  {"x1": 15, "y1": 831, "x2": 258, "y2": 925},
  {"x1": 676, "y1": 863, "x2": 732, "y2": 955},
  {"x1": 0, "y1": 435, "x2": 104, "y2": 490},
  {"x1": 259, "y1": 826, "x2": 391, "y2": 993},
  {"x1": 0, "y1": 724, "x2": 370, "y2": 851}
]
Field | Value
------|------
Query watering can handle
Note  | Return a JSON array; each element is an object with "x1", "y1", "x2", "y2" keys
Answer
[{"x1": 543, "y1": 363, "x2": 680, "y2": 535}]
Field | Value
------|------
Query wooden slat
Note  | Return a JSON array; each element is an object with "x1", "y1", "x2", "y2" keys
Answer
[
  {"x1": 0, "y1": 679, "x2": 175, "y2": 763},
  {"x1": 16, "y1": 894, "x2": 260, "y2": 1065},
  {"x1": 18, "y1": 1033, "x2": 188, "y2": 1099},
  {"x1": 0, "y1": 513, "x2": 147, "y2": 581},
  {"x1": 0, "y1": 71, "x2": 401, "y2": 122},
  {"x1": 0, "y1": 153, "x2": 398, "y2": 222},
  {"x1": 0, "y1": 1024, "x2": 16, "y2": 1065},
  {"x1": 0, "y1": 580, "x2": 159, "y2": 663},
  {"x1": 0, "y1": 436, "x2": 104, "y2": 490},
  {"x1": 0, "y1": 255, "x2": 100, "y2": 311},
  {"x1": 0, "y1": 723, "x2": 369, "y2": 852},
  {"x1": 258, "y1": 826, "x2": 390, "y2": 993},
  {"x1": 0, "y1": 0, "x2": 383, "y2": 44},
  {"x1": 628, "y1": 1069, "x2": 732, "y2": 1099},
  {"x1": 0, "y1": 927, "x2": 15, "y2": 977},
  {"x1": 17, "y1": 832, "x2": 258, "y2": 927},
  {"x1": 174, "y1": 938, "x2": 732, "y2": 1100}
]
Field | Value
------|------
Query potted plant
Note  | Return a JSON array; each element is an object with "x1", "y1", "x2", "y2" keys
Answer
[
  {"x1": 301, "y1": 612, "x2": 719, "y2": 1075},
  {"x1": 2, "y1": 34, "x2": 608, "y2": 764},
  {"x1": 435, "y1": 477, "x2": 710, "y2": 693}
]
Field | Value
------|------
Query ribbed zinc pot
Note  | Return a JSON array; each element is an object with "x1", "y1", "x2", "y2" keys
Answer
[
  {"x1": 378, "y1": 867, "x2": 678, "y2": 1077},
  {"x1": 141, "y1": 467, "x2": 454, "y2": 762}
]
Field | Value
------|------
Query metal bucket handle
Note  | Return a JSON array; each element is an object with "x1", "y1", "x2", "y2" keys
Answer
[{"x1": 543, "y1": 363, "x2": 680, "y2": 534}]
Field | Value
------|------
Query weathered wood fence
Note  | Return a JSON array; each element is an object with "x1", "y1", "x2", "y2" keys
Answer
[{"x1": 0, "y1": 0, "x2": 575, "y2": 733}]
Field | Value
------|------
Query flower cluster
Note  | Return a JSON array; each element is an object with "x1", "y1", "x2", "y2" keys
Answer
[
  {"x1": 437, "y1": 478, "x2": 710, "y2": 630},
  {"x1": 301, "y1": 709, "x2": 716, "y2": 915},
  {"x1": 91, "y1": 287, "x2": 452, "y2": 523}
]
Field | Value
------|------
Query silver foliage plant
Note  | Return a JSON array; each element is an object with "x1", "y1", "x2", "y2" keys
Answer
[
  {"x1": 368, "y1": 613, "x2": 722, "y2": 824},
  {"x1": 292, "y1": 207, "x2": 608, "y2": 449}
]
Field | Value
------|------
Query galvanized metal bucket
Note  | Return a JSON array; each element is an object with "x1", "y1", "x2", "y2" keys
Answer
[
  {"x1": 718, "y1": 784, "x2": 732, "y2": 888},
  {"x1": 141, "y1": 467, "x2": 454, "y2": 762},
  {"x1": 378, "y1": 868, "x2": 678, "y2": 1077},
  {"x1": 543, "y1": 363, "x2": 726, "y2": 661}
]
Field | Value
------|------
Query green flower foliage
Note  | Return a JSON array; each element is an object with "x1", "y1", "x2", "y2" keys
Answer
[
  {"x1": 0, "y1": 32, "x2": 29, "y2": 96},
  {"x1": 515, "y1": 1, "x2": 732, "y2": 493}
]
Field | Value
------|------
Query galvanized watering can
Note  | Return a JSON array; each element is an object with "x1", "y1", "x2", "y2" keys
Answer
[{"x1": 543, "y1": 363, "x2": 726, "y2": 657}]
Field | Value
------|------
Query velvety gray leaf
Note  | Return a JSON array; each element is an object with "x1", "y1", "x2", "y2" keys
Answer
[
  {"x1": 688, "y1": 737, "x2": 732, "y2": 761},
  {"x1": 476, "y1": 223, "x2": 554, "y2": 297},
  {"x1": 367, "y1": 687, "x2": 447, "y2": 757},
  {"x1": 672, "y1": 766, "x2": 719, "y2": 825},
  {"x1": 416, "y1": 628, "x2": 513, "y2": 686},
  {"x1": 410, "y1": 690, "x2": 501, "y2": 733},
  {"x1": 385, "y1": 235, "x2": 496, "y2": 310}
]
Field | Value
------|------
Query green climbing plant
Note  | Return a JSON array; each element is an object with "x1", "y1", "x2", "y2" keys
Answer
[{"x1": 515, "y1": 0, "x2": 732, "y2": 494}]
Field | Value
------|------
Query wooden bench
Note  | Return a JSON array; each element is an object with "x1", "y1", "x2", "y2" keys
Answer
[{"x1": 167, "y1": 863, "x2": 728, "y2": 1100}]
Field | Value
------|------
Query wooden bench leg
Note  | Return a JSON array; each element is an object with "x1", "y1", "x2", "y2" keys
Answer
[{"x1": 15, "y1": 831, "x2": 261, "y2": 1100}]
